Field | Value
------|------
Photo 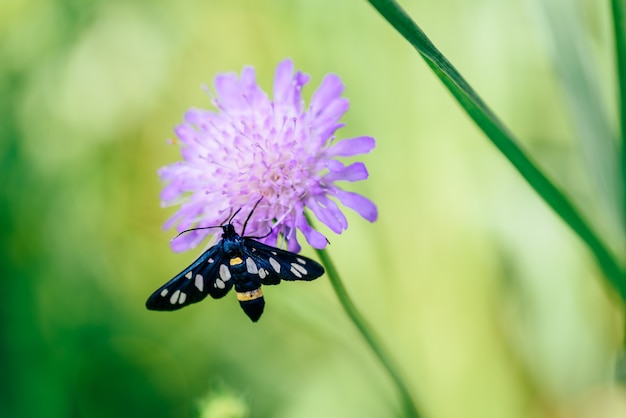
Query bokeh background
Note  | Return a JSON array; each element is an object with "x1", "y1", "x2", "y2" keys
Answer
[{"x1": 2, "y1": 0, "x2": 625, "y2": 417}]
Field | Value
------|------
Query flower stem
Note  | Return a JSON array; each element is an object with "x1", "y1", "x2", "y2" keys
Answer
[{"x1": 313, "y1": 246, "x2": 421, "y2": 418}]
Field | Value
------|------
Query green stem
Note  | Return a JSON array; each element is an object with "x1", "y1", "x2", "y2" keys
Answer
[
  {"x1": 313, "y1": 246, "x2": 421, "y2": 418},
  {"x1": 366, "y1": 0, "x2": 626, "y2": 300},
  {"x1": 611, "y1": 0, "x2": 626, "y2": 237}
]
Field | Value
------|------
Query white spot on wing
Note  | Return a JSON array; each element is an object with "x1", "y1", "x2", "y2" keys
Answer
[
  {"x1": 178, "y1": 292, "x2": 187, "y2": 304},
  {"x1": 207, "y1": 258, "x2": 214, "y2": 263},
  {"x1": 185, "y1": 271, "x2": 193, "y2": 279},
  {"x1": 291, "y1": 263, "x2": 307, "y2": 275},
  {"x1": 215, "y1": 278, "x2": 225, "y2": 289},
  {"x1": 269, "y1": 257, "x2": 281, "y2": 273},
  {"x1": 195, "y1": 274, "x2": 204, "y2": 292},
  {"x1": 160, "y1": 289, "x2": 169, "y2": 297},
  {"x1": 170, "y1": 290, "x2": 180, "y2": 304},
  {"x1": 246, "y1": 257, "x2": 258, "y2": 274},
  {"x1": 290, "y1": 267, "x2": 303, "y2": 278},
  {"x1": 219, "y1": 264, "x2": 231, "y2": 281},
  {"x1": 297, "y1": 257, "x2": 306, "y2": 265},
  {"x1": 259, "y1": 268, "x2": 267, "y2": 279}
]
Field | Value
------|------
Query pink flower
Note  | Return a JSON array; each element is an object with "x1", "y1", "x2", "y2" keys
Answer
[{"x1": 159, "y1": 59, "x2": 377, "y2": 253}]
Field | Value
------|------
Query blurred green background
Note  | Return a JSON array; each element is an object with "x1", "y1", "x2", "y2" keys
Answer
[{"x1": 2, "y1": 0, "x2": 625, "y2": 417}]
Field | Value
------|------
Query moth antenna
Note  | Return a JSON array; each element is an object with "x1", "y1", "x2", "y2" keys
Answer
[
  {"x1": 246, "y1": 227, "x2": 273, "y2": 240},
  {"x1": 221, "y1": 207, "x2": 234, "y2": 223},
  {"x1": 227, "y1": 208, "x2": 242, "y2": 225},
  {"x1": 171, "y1": 225, "x2": 222, "y2": 243},
  {"x1": 241, "y1": 197, "x2": 264, "y2": 236},
  {"x1": 172, "y1": 206, "x2": 242, "y2": 243}
]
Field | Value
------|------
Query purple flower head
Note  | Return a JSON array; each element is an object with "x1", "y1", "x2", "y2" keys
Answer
[{"x1": 159, "y1": 59, "x2": 377, "y2": 253}]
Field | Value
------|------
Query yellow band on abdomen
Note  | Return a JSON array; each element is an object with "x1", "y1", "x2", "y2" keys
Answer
[{"x1": 236, "y1": 288, "x2": 263, "y2": 302}]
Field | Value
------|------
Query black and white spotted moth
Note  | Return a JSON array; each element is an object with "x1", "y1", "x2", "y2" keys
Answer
[{"x1": 146, "y1": 216, "x2": 325, "y2": 322}]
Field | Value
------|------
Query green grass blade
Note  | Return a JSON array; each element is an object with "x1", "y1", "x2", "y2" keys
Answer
[
  {"x1": 366, "y1": 0, "x2": 626, "y2": 297},
  {"x1": 532, "y1": 0, "x2": 620, "y2": 236},
  {"x1": 613, "y1": 0, "x2": 626, "y2": 236}
]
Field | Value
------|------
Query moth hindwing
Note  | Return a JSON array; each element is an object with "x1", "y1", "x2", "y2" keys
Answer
[{"x1": 146, "y1": 223, "x2": 325, "y2": 322}]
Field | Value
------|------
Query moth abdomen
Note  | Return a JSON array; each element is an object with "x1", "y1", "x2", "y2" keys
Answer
[{"x1": 236, "y1": 287, "x2": 265, "y2": 322}]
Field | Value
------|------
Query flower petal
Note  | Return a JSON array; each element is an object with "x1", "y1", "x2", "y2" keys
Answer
[
  {"x1": 174, "y1": 123, "x2": 202, "y2": 147},
  {"x1": 310, "y1": 74, "x2": 344, "y2": 112},
  {"x1": 296, "y1": 211, "x2": 328, "y2": 249},
  {"x1": 317, "y1": 97, "x2": 349, "y2": 123},
  {"x1": 326, "y1": 136, "x2": 375, "y2": 157},
  {"x1": 160, "y1": 182, "x2": 181, "y2": 202},
  {"x1": 307, "y1": 195, "x2": 348, "y2": 233},
  {"x1": 214, "y1": 72, "x2": 243, "y2": 109},
  {"x1": 291, "y1": 71, "x2": 310, "y2": 110},
  {"x1": 312, "y1": 98, "x2": 349, "y2": 137},
  {"x1": 183, "y1": 108, "x2": 217, "y2": 128},
  {"x1": 240, "y1": 66, "x2": 270, "y2": 111},
  {"x1": 323, "y1": 162, "x2": 369, "y2": 183},
  {"x1": 273, "y1": 59, "x2": 294, "y2": 104},
  {"x1": 285, "y1": 227, "x2": 302, "y2": 253},
  {"x1": 332, "y1": 188, "x2": 378, "y2": 222},
  {"x1": 316, "y1": 123, "x2": 345, "y2": 145}
]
